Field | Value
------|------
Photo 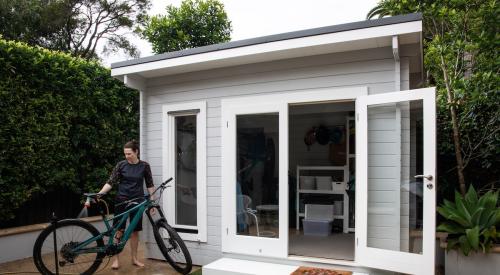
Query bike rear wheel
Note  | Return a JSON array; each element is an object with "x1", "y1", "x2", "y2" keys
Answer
[
  {"x1": 152, "y1": 219, "x2": 192, "y2": 274},
  {"x1": 33, "y1": 219, "x2": 105, "y2": 275}
]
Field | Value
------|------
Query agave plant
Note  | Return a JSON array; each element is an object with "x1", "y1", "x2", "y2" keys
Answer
[{"x1": 437, "y1": 186, "x2": 500, "y2": 256}]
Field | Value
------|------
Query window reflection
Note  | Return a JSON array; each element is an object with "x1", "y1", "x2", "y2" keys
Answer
[
  {"x1": 236, "y1": 114, "x2": 279, "y2": 238},
  {"x1": 175, "y1": 115, "x2": 197, "y2": 227},
  {"x1": 366, "y1": 100, "x2": 423, "y2": 254}
]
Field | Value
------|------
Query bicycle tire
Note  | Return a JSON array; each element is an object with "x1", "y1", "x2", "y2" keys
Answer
[
  {"x1": 152, "y1": 219, "x2": 192, "y2": 274},
  {"x1": 33, "y1": 219, "x2": 105, "y2": 275}
]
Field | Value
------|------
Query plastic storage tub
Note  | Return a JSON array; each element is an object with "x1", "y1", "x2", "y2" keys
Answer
[
  {"x1": 332, "y1": 181, "x2": 347, "y2": 191},
  {"x1": 316, "y1": 176, "x2": 332, "y2": 190},
  {"x1": 303, "y1": 219, "x2": 333, "y2": 236},
  {"x1": 303, "y1": 204, "x2": 334, "y2": 236},
  {"x1": 299, "y1": 176, "x2": 315, "y2": 190}
]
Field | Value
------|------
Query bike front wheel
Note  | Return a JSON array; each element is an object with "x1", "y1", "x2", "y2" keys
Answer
[
  {"x1": 33, "y1": 219, "x2": 105, "y2": 275},
  {"x1": 152, "y1": 219, "x2": 192, "y2": 274}
]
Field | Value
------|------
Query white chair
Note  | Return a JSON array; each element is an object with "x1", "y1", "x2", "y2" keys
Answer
[{"x1": 237, "y1": 195, "x2": 276, "y2": 238}]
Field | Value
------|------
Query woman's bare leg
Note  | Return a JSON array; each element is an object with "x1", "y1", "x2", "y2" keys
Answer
[
  {"x1": 111, "y1": 230, "x2": 123, "y2": 269},
  {"x1": 130, "y1": 231, "x2": 144, "y2": 267}
]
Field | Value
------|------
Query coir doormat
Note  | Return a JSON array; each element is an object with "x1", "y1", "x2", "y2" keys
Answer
[{"x1": 291, "y1": 266, "x2": 352, "y2": 275}]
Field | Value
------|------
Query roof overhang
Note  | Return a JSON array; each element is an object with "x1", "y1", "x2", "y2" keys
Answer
[{"x1": 111, "y1": 14, "x2": 422, "y2": 80}]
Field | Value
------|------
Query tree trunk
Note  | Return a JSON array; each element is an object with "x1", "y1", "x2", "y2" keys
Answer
[{"x1": 440, "y1": 55, "x2": 467, "y2": 195}]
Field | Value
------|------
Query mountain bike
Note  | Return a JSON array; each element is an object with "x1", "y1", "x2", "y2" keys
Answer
[{"x1": 33, "y1": 177, "x2": 192, "y2": 275}]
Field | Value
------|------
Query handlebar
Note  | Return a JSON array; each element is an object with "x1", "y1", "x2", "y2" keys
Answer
[
  {"x1": 151, "y1": 177, "x2": 173, "y2": 196},
  {"x1": 83, "y1": 177, "x2": 173, "y2": 206}
]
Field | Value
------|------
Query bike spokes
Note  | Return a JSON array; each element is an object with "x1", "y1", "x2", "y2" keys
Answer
[
  {"x1": 158, "y1": 225, "x2": 189, "y2": 266},
  {"x1": 37, "y1": 225, "x2": 102, "y2": 274}
]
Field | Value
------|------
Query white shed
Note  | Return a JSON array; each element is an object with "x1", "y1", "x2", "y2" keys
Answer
[{"x1": 111, "y1": 13, "x2": 436, "y2": 275}]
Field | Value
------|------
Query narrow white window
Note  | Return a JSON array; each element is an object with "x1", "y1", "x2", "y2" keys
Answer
[{"x1": 163, "y1": 101, "x2": 207, "y2": 242}]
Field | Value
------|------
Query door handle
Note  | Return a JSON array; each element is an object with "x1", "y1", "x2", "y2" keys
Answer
[{"x1": 414, "y1": 175, "x2": 433, "y2": 181}]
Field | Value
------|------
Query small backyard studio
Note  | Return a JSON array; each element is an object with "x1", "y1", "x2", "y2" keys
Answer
[{"x1": 111, "y1": 13, "x2": 437, "y2": 275}]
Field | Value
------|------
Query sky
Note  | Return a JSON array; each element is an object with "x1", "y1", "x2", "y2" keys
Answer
[{"x1": 103, "y1": 0, "x2": 379, "y2": 67}]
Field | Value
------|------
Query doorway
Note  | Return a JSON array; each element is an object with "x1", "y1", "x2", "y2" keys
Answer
[
  {"x1": 288, "y1": 101, "x2": 356, "y2": 261},
  {"x1": 221, "y1": 87, "x2": 436, "y2": 274}
]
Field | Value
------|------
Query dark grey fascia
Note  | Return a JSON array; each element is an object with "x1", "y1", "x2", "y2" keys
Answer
[{"x1": 111, "y1": 13, "x2": 422, "y2": 69}]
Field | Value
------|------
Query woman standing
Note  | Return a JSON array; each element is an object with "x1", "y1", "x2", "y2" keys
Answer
[{"x1": 92, "y1": 140, "x2": 155, "y2": 269}]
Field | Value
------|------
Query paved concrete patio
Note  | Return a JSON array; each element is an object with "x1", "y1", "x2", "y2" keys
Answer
[{"x1": 0, "y1": 242, "x2": 200, "y2": 274}]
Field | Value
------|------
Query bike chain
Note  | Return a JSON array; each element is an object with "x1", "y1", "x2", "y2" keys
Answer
[{"x1": 52, "y1": 254, "x2": 112, "y2": 274}]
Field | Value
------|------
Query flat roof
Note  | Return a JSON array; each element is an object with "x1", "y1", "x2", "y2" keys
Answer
[{"x1": 111, "y1": 13, "x2": 421, "y2": 69}]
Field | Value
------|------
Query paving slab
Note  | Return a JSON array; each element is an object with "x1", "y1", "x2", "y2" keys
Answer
[{"x1": 0, "y1": 242, "x2": 200, "y2": 275}]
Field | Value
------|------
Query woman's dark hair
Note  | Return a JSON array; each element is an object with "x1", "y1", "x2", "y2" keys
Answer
[{"x1": 124, "y1": 140, "x2": 140, "y2": 154}]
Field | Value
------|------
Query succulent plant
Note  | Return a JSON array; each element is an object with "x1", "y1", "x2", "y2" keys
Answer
[{"x1": 437, "y1": 186, "x2": 500, "y2": 256}]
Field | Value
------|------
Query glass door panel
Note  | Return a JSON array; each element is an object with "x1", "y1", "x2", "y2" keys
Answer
[
  {"x1": 366, "y1": 100, "x2": 423, "y2": 253},
  {"x1": 236, "y1": 114, "x2": 279, "y2": 238},
  {"x1": 222, "y1": 100, "x2": 287, "y2": 258},
  {"x1": 356, "y1": 88, "x2": 436, "y2": 275}
]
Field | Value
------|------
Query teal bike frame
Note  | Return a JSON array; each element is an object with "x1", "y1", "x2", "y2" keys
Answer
[{"x1": 73, "y1": 178, "x2": 172, "y2": 256}]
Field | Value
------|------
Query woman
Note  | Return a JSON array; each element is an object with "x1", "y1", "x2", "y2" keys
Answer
[{"x1": 92, "y1": 140, "x2": 155, "y2": 269}]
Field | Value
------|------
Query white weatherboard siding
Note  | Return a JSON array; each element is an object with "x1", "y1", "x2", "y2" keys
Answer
[
  {"x1": 139, "y1": 44, "x2": 416, "y2": 265},
  {"x1": 366, "y1": 102, "x2": 411, "y2": 252},
  {"x1": 367, "y1": 104, "x2": 400, "y2": 250}
]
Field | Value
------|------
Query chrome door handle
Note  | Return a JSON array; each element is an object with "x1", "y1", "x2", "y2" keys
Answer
[{"x1": 414, "y1": 175, "x2": 433, "y2": 181}]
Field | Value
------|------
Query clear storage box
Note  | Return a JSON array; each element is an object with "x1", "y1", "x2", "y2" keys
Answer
[
  {"x1": 303, "y1": 204, "x2": 334, "y2": 236},
  {"x1": 303, "y1": 219, "x2": 333, "y2": 236}
]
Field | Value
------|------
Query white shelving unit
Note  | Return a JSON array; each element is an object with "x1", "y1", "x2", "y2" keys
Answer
[
  {"x1": 295, "y1": 165, "x2": 350, "y2": 233},
  {"x1": 294, "y1": 115, "x2": 356, "y2": 234},
  {"x1": 346, "y1": 115, "x2": 355, "y2": 233}
]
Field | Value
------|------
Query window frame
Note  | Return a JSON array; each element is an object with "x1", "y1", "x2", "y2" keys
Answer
[{"x1": 162, "y1": 101, "x2": 207, "y2": 242}]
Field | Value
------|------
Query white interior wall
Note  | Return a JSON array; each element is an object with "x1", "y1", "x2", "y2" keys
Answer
[{"x1": 289, "y1": 111, "x2": 351, "y2": 172}]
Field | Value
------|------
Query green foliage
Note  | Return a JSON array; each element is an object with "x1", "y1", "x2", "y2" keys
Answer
[
  {"x1": 0, "y1": 39, "x2": 138, "y2": 221},
  {"x1": 0, "y1": 0, "x2": 151, "y2": 60},
  {"x1": 368, "y1": 0, "x2": 500, "y2": 195},
  {"x1": 437, "y1": 186, "x2": 500, "y2": 255},
  {"x1": 142, "y1": 0, "x2": 232, "y2": 54}
]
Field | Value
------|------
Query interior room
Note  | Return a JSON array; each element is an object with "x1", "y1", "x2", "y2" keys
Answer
[{"x1": 288, "y1": 101, "x2": 356, "y2": 261}]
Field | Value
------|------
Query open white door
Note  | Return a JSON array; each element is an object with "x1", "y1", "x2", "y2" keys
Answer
[
  {"x1": 221, "y1": 98, "x2": 288, "y2": 258},
  {"x1": 356, "y1": 88, "x2": 436, "y2": 275}
]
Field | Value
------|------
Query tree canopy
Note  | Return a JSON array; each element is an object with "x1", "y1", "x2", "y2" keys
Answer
[
  {"x1": 368, "y1": 0, "x2": 499, "y2": 195},
  {"x1": 141, "y1": 0, "x2": 232, "y2": 54},
  {"x1": 0, "y1": 0, "x2": 151, "y2": 60}
]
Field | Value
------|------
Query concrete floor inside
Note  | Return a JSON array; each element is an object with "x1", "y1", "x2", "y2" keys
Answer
[{"x1": 289, "y1": 229, "x2": 355, "y2": 261}]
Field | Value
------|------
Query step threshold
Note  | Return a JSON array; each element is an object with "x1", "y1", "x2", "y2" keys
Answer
[{"x1": 203, "y1": 258, "x2": 368, "y2": 275}]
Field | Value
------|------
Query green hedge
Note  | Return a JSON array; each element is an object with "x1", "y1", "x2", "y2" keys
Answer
[{"x1": 0, "y1": 39, "x2": 138, "y2": 221}]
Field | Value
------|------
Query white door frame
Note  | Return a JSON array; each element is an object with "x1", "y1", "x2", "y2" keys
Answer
[
  {"x1": 221, "y1": 101, "x2": 288, "y2": 257},
  {"x1": 355, "y1": 88, "x2": 436, "y2": 275},
  {"x1": 221, "y1": 86, "x2": 368, "y2": 258}
]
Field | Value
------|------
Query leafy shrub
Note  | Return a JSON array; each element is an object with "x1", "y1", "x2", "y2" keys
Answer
[
  {"x1": 0, "y1": 39, "x2": 138, "y2": 221},
  {"x1": 437, "y1": 186, "x2": 499, "y2": 255}
]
